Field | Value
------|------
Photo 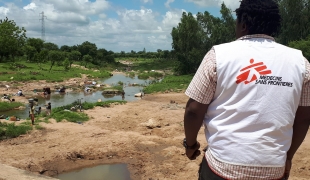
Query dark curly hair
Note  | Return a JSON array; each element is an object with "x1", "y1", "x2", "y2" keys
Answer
[{"x1": 235, "y1": 0, "x2": 281, "y2": 36}]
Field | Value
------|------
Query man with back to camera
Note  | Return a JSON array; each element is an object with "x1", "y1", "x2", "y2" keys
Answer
[{"x1": 183, "y1": 0, "x2": 310, "y2": 179}]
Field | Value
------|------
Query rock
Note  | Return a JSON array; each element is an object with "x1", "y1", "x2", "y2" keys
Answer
[
  {"x1": 98, "y1": 99, "x2": 102, "y2": 102},
  {"x1": 144, "y1": 118, "x2": 161, "y2": 129},
  {"x1": 135, "y1": 93, "x2": 142, "y2": 97}
]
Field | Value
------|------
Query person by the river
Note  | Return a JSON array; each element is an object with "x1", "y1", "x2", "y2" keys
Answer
[
  {"x1": 29, "y1": 103, "x2": 35, "y2": 125},
  {"x1": 46, "y1": 102, "x2": 51, "y2": 115}
]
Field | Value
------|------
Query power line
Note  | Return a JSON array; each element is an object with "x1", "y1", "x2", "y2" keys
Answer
[{"x1": 39, "y1": 11, "x2": 47, "y2": 41}]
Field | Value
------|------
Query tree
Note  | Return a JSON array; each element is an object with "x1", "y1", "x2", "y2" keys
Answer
[
  {"x1": 0, "y1": 17, "x2": 27, "y2": 61},
  {"x1": 171, "y1": 3, "x2": 235, "y2": 74},
  {"x1": 171, "y1": 12, "x2": 206, "y2": 74},
  {"x1": 60, "y1": 45, "x2": 71, "y2": 52},
  {"x1": 68, "y1": 50, "x2": 81, "y2": 67},
  {"x1": 24, "y1": 45, "x2": 37, "y2": 61},
  {"x1": 43, "y1": 42, "x2": 59, "y2": 51},
  {"x1": 27, "y1": 38, "x2": 44, "y2": 53},
  {"x1": 289, "y1": 36, "x2": 310, "y2": 61},
  {"x1": 36, "y1": 49, "x2": 49, "y2": 69},
  {"x1": 48, "y1": 51, "x2": 64, "y2": 71},
  {"x1": 63, "y1": 58, "x2": 70, "y2": 71},
  {"x1": 78, "y1": 41, "x2": 97, "y2": 58},
  {"x1": 82, "y1": 54, "x2": 92, "y2": 68},
  {"x1": 277, "y1": 0, "x2": 310, "y2": 45}
]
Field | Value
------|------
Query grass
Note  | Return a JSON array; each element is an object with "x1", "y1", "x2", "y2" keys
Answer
[
  {"x1": 0, "y1": 102, "x2": 24, "y2": 112},
  {"x1": 0, "y1": 61, "x2": 112, "y2": 82},
  {"x1": 0, "y1": 122, "x2": 32, "y2": 139},
  {"x1": 138, "y1": 71, "x2": 164, "y2": 80},
  {"x1": 127, "y1": 72, "x2": 135, "y2": 78},
  {"x1": 143, "y1": 75, "x2": 193, "y2": 94},
  {"x1": 52, "y1": 111, "x2": 89, "y2": 123},
  {"x1": 116, "y1": 58, "x2": 176, "y2": 72},
  {"x1": 49, "y1": 100, "x2": 126, "y2": 122}
]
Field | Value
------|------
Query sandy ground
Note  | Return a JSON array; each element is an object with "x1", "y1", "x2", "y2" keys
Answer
[{"x1": 0, "y1": 92, "x2": 309, "y2": 179}]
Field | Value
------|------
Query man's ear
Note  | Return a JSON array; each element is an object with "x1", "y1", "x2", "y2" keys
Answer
[{"x1": 241, "y1": 22, "x2": 247, "y2": 33}]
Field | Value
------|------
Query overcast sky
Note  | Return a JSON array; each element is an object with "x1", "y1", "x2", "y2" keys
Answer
[{"x1": 0, "y1": 0, "x2": 240, "y2": 52}]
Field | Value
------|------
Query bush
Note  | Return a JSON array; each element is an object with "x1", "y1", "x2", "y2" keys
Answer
[
  {"x1": 138, "y1": 71, "x2": 163, "y2": 79},
  {"x1": 52, "y1": 111, "x2": 89, "y2": 123},
  {"x1": 144, "y1": 75, "x2": 193, "y2": 93},
  {"x1": 0, "y1": 102, "x2": 24, "y2": 112},
  {"x1": 5, "y1": 123, "x2": 32, "y2": 138}
]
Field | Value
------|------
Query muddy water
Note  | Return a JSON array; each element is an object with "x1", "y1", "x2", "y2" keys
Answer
[
  {"x1": 4, "y1": 74, "x2": 148, "y2": 119},
  {"x1": 55, "y1": 164, "x2": 131, "y2": 180}
]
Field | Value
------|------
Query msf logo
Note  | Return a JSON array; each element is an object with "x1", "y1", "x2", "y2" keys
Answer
[{"x1": 236, "y1": 59, "x2": 272, "y2": 84}]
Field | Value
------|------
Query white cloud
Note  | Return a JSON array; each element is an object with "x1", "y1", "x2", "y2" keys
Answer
[
  {"x1": 23, "y1": 2, "x2": 37, "y2": 10},
  {"x1": 0, "y1": 7, "x2": 9, "y2": 15},
  {"x1": 185, "y1": 0, "x2": 240, "y2": 9},
  {"x1": 165, "y1": 0, "x2": 175, "y2": 8},
  {"x1": 1, "y1": 0, "x2": 185, "y2": 52},
  {"x1": 141, "y1": 0, "x2": 153, "y2": 4}
]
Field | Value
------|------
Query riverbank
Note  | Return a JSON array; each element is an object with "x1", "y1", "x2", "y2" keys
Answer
[{"x1": 0, "y1": 93, "x2": 309, "y2": 179}]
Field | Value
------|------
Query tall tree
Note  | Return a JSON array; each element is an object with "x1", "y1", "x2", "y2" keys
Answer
[
  {"x1": 27, "y1": 38, "x2": 44, "y2": 53},
  {"x1": 82, "y1": 54, "x2": 93, "y2": 68},
  {"x1": 43, "y1": 42, "x2": 59, "y2": 51},
  {"x1": 78, "y1": 41, "x2": 97, "y2": 58},
  {"x1": 48, "y1": 51, "x2": 65, "y2": 71},
  {"x1": 171, "y1": 3, "x2": 235, "y2": 75},
  {"x1": 289, "y1": 36, "x2": 310, "y2": 61},
  {"x1": 68, "y1": 50, "x2": 81, "y2": 67},
  {"x1": 0, "y1": 17, "x2": 27, "y2": 61},
  {"x1": 277, "y1": 0, "x2": 310, "y2": 45}
]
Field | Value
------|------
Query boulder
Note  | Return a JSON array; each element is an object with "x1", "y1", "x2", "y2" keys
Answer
[
  {"x1": 135, "y1": 93, "x2": 142, "y2": 97},
  {"x1": 141, "y1": 118, "x2": 161, "y2": 129}
]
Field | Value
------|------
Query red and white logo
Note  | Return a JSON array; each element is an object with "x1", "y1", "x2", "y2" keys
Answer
[{"x1": 236, "y1": 59, "x2": 272, "y2": 84}]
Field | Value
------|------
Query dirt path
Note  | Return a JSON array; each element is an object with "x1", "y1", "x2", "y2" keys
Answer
[{"x1": 0, "y1": 93, "x2": 309, "y2": 179}]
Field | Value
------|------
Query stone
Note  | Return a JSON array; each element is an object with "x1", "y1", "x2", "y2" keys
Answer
[
  {"x1": 135, "y1": 93, "x2": 142, "y2": 97},
  {"x1": 143, "y1": 118, "x2": 161, "y2": 129}
]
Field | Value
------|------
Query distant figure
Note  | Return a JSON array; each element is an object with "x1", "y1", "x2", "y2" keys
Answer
[
  {"x1": 29, "y1": 103, "x2": 35, "y2": 125},
  {"x1": 85, "y1": 86, "x2": 91, "y2": 92},
  {"x1": 57, "y1": 87, "x2": 66, "y2": 93},
  {"x1": 17, "y1": 90, "x2": 23, "y2": 96},
  {"x1": 43, "y1": 87, "x2": 51, "y2": 94},
  {"x1": 5, "y1": 85, "x2": 9, "y2": 91},
  {"x1": 3, "y1": 94, "x2": 11, "y2": 101},
  {"x1": 35, "y1": 107, "x2": 41, "y2": 115},
  {"x1": 46, "y1": 102, "x2": 51, "y2": 115},
  {"x1": 121, "y1": 91, "x2": 125, "y2": 100}
]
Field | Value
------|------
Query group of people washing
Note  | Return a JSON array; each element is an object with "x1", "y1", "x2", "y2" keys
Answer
[{"x1": 1, "y1": 90, "x2": 24, "y2": 102}]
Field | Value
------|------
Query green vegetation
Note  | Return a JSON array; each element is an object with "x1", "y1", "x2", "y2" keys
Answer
[
  {"x1": 117, "y1": 58, "x2": 176, "y2": 72},
  {"x1": 52, "y1": 111, "x2": 89, "y2": 123},
  {"x1": 0, "y1": 102, "x2": 24, "y2": 112},
  {"x1": 0, "y1": 122, "x2": 32, "y2": 139},
  {"x1": 144, "y1": 75, "x2": 193, "y2": 94},
  {"x1": 127, "y1": 72, "x2": 135, "y2": 78},
  {"x1": 50, "y1": 100, "x2": 126, "y2": 123},
  {"x1": 0, "y1": 61, "x2": 111, "y2": 82},
  {"x1": 138, "y1": 71, "x2": 164, "y2": 80},
  {"x1": 289, "y1": 36, "x2": 310, "y2": 60},
  {"x1": 35, "y1": 125, "x2": 45, "y2": 130}
]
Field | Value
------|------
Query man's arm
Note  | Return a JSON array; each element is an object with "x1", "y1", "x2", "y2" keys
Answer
[
  {"x1": 284, "y1": 106, "x2": 310, "y2": 179},
  {"x1": 287, "y1": 106, "x2": 310, "y2": 160},
  {"x1": 184, "y1": 98, "x2": 209, "y2": 159}
]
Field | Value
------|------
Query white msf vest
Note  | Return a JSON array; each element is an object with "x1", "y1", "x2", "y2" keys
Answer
[{"x1": 205, "y1": 38, "x2": 305, "y2": 167}]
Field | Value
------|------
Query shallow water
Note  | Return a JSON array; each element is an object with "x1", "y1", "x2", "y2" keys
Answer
[
  {"x1": 3, "y1": 74, "x2": 148, "y2": 119},
  {"x1": 55, "y1": 164, "x2": 131, "y2": 180}
]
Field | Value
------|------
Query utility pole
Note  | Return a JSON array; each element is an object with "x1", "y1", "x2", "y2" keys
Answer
[{"x1": 39, "y1": 11, "x2": 47, "y2": 41}]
